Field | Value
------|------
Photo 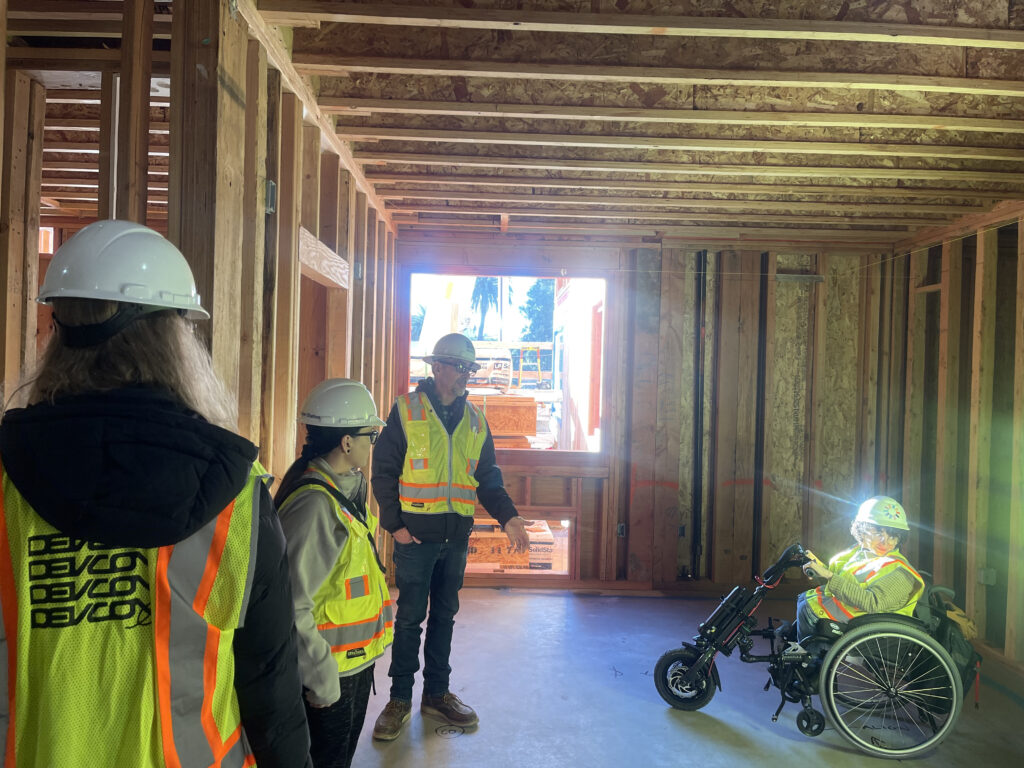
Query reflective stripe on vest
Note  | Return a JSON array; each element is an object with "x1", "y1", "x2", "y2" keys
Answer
[
  {"x1": 802, "y1": 547, "x2": 924, "y2": 624},
  {"x1": 0, "y1": 459, "x2": 260, "y2": 768},
  {"x1": 280, "y1": 467, "x2": 394, "y2": 676},
  {"x1": 396, "y1": 392, "x2": 487, "y2": 517}
]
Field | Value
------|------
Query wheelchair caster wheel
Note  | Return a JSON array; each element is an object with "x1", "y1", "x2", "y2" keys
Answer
[{"x1": 797, "y1": 708, "x2": 825, "y2": 737}]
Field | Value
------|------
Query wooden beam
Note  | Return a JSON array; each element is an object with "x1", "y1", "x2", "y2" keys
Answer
[
  {"x1": 7, "y1": 18, "x2": 172, "y2": 37},
  {"x1": 1008, "y1": 217, "x2": 1024, "y2": 663},
  {"x1": 965, "y1": 228, "x2": 998, "y2": 632},
  {"x1": 901, "y1": 249, "x2": 928, "y2": 561},
  {"x1": 8, "y1": 0, "x2": 171, "y2": 21},
  {"x1": 378, "y1": 189, "x2": 980, "y2": 215},
  {"x1": 385, "y1": 230, "x2": 395, "y2": 405},
  {"x1": 319, "y1": 156, "x2": 349, "y2": 380},
  {"x1": 261, "y1": 2, "x2": 1024, "y2": 50},
  {"x1": 168, "y1": 0, "x2": 247, "y2": 399},
  {"x1": 385, "y1": 203, "x2": 931, "y2": 228},
  {"x1": 373, "y1": 219, "x2": 387, "y2": 414},
  {"x1": 933, "y1": 238, "x2": 962, "y2": 587},
  {"x1": 295, "y1": 55, "x2": 1024, "y2": 98},
  {"x1": 349, "y1": 191, "x2": 368, "y2": 380},
  {"x1": 259, "y1": 69, "x2": 282, "y2": 474},
  {"x1": 116, "y1": 0, "x2": 154, "y2": 223},
  {"x1": 271, "y1": 92, "x2": 304, "y2": 476},
  {"x1": 97, "y1": 72, "x2": 117, "y2": 219},
  {"x1": 362, "y1": 207, "x2": 379, "y2": 394},
  {"x1": 321, "y1": 97, "x2": 1024, "y2": 135},
  {"x1": 20, "y1": 79, "x2": 45, "y2": 379},
  {"x1": 299, "y1": 226, "x2": 350, "y2": 289},
  {"x1": 238, "y1": 38, "x2": 268, "y2": 443},
  {"x1": 1, "y1": 71, "x2": 31, "y2": 398},
  {"x1": 300, "y1": 123, "x2": 321, "y2": 233},
  {"x1": 355, "y1": 151, "x2": 1024, "y2": 184},
  {"x1": 338, "y1": 126, "x2": 1024, "y2": 162},
  {"x1": 365, "y1": 171, "x2": 1023, "y2": 201},
  {"x1": 5, "y1": 47, "x2": 171, "y2": 74}
]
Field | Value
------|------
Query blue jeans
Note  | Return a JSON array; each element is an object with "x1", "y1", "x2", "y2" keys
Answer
[{"x1": 388, "y1": 537, "x2": 469, "y2": 701}]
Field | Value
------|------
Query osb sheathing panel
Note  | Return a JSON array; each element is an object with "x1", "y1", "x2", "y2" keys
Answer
[
  {"x1": 298, "y1": 24, "x2": 962, "y2": 76},
  {"x1": 764, "y1": 254, "x2": 812, "y2": 564},
  {"x1": 321, "y1": 73, "x2": 697, "y2": 109},
  {"x1": 670, "y1": 251, "x2": 699, "y2": 579},
  {"x1": 579, "y1": 477, "x2": 602, "y2": 581},
  {"x1": 815, "y1": 256, "x2": 862, "y2": 558}
]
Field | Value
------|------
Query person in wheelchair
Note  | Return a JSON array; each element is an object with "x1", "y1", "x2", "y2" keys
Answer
[{"x1": 796, "y1": 495, "x2": 925, "y2": 644}]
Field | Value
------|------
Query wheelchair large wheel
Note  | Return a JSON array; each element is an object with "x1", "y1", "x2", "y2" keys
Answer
[
  {"x1": 819, "y1": 620, "x2": 962, "y2": 759},
  {"x1": 654, "y1": 647, "x2": 716, "y2": 711}
]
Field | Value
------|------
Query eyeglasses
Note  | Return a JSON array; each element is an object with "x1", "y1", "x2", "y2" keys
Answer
[
  {"x1": 354, "y1": 430, "x2": 379, "y2": 445},
  {"x1": 437, "y1": 359, "x2": 480, "y2": 375}
]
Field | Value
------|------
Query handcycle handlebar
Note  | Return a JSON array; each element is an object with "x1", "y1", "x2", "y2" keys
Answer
[{"x1": 760, "y1": 542, "x2": 811, "y2": 586}]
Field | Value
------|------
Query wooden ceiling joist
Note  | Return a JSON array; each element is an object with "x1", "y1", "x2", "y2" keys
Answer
[
  {"x1": 45, "y1": 119, "x2": 170, "y2": 133},
  {"x1": 320, "y1": 98, "x2": 1024, "y2": 136},
  {"x1": 364, "y1": 172, "x2": 1023, "y2": 201},
  {"x1": 259, "y1": 2, "x2": 1024, "y2": 51},
  {"x1": 377, "y1": 188, "x2": 983, "y2": 216},
  {"x1": 8, "y1": 0, "x2": 173, "y2": 22},
  {"x1": 294, "y1": 55, "x2": 1024, "y2": 98},
  {"x1": 337, "y1": 126, "x2": 1024, "y2": 162},
  {"x1": 354, "y1": 152, "x2": 1024, "y2": 184},
  {"x1": 44, "y1": 142, "x2": 168, "y2": 155},
  {"x1": 7, "y1": 19, "x2": 173, "y2": 38},
  {"x1": 385, "y1": 202, "x2": 939, "y2": 227},
  {"x1": 397, "y1": 220, "x2": 902, "y2": 243},
  {"x1": 6, "y1": 47, "x2": 171, "y2": 74}
]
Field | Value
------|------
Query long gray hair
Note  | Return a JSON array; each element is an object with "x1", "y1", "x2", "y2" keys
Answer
[{"x1": 23, "y1": 297, "x2": 237, "y2": 430}]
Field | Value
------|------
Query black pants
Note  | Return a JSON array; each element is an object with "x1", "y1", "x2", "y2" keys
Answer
[{"x1": 305, "y1": 664, "x2": 374, "y2": 768}]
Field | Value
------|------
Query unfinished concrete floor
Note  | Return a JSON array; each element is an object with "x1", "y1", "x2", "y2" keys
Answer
[{"x1": 353, "y1": 588, "x2": 1023, "y2": 768}]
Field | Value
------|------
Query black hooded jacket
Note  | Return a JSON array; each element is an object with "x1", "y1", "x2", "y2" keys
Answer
[
  {"x1": 0, "y1": 387, "x2": 311, "y2": 767},
  {"x1": 371, "y1": 378, "x2": 518, "y2": 542}
]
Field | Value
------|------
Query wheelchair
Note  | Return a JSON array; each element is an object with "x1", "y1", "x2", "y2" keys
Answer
[{"x1": 654, "y1": 543, "x2": 966, "y2": 759}]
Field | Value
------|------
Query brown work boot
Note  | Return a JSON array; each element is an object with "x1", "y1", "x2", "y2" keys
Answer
[
  {"x1": 372, "y1": 699, "x2": 412, "y2": 741},
  {"x1": 421, "y1": 691, "x2": 479, "y2": 727}
]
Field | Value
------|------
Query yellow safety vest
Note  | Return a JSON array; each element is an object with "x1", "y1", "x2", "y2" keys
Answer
[
  {"x1": 396, "y1": 392, "x2": 488, "y2": 517},
  {"x1": 0, "y1": 459, "x2": 262, "y2": 768},
  {"x1": 279, "y1": 467, "x2": 393, "y2": 675},
  {"x1": 802, "y1": 546, "x2": 925, "y2": 623}
]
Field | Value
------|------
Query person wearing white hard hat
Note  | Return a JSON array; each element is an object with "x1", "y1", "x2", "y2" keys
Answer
[
  {"x1": 274, "y1": 379, "x2": 393, "y2": 768},
  {"x1": 796, "y1": 495, "x2": 925, "y2": 641},
  {"x1": 0, "y1": 220, "x2": 311, "y2": 767},
  {"x1": 371, "y1": 333, "x2": 530, "y2": 741}
]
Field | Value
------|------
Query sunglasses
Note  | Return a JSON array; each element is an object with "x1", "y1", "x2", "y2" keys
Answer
[
  {"x1": 437, "y1": 359, "x2": 480, "y2": 375},
  {"x1": 354, "y1": 429, "x2": 379, "y2": 445}
]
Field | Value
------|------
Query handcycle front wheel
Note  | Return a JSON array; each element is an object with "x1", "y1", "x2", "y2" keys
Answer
[
  {"x1": 654, "y1": 647, "x2": 716, "y2": 711},
  {"x1": 819, "y1": 619, "x2": 963, "y2": 759}
]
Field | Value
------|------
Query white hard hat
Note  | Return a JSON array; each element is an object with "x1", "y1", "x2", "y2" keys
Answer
[
  {"x1": 299, "y1": 378, "x2": 385, "y2": 428},
  {"x1": 854, "y1": 496, "x2": 910, "y2": 531},
  {"x1": 38, "y1": 219, "x2": 208, "y2": 319},
  {"x1": 423, "y1": 333, "x2": 476, "y2": 365}
]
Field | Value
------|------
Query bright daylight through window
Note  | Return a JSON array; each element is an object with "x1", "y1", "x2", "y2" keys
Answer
[
  {"x1": 409, "y1": 274, "x2": 606, "y2": 453},
  {"x1": 409, "y1": 273, "x2": 607, "y2": 579}
]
